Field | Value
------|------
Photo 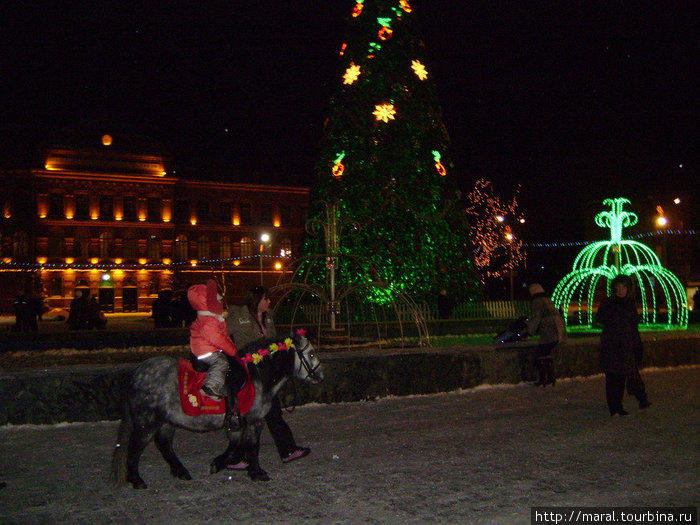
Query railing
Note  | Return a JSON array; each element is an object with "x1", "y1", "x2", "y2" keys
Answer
[
  {"x1": 451, "y1": 300, "x2": 530, "y2": 321},
  {"x1": 278, "y1": 300, "x2": 530, "y2": 325}
]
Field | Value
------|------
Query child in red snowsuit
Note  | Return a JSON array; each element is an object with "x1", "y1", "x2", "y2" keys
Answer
[{"x1": 187, "y1": 279, "x2": 246, "y2": 400}]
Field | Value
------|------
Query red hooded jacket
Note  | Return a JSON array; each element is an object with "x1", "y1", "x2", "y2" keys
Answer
[{"x1": 187, "y1": 280, "x2": 237, "y2": 358}]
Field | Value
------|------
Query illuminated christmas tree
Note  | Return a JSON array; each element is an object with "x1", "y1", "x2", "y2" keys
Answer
[{"x1": 304, "y1": 0, "x2": 479, "y2": 302}]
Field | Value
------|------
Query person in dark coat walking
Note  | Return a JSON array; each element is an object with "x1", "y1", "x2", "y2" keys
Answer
[
  {"x1": 151, "y1": 289, "x2": 174, "y2": 327},
  {"x1": 226, "y1": 285, "x2": 310, "y2": 467},
  {"x1": 437, "y1": 289, "x2": 456, "y2": 319},
  {"x1": 87, "y1": 295, "x2": 107, "y2": 329},
  {"x1": 13, "y1": 291, "x2": 32, "y2": 332},
  {"x1": 67, "y1": 290, "x2": 90, "y2": 330},
  {"x1": 596, "y1": 274, "x2": 651, "y2": 416}
]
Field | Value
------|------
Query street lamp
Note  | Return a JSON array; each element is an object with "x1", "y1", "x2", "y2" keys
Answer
[
  {"x1": 259, "y1": 233, "x2": 270, "y2": 285},
  {"x1": 505, "y1": 228, "x2": 515, "y2": 301}
]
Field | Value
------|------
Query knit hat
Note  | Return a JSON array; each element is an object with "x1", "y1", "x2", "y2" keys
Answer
[{"x1": 528, "y1": 283, "x2": 545, "y2": 296}]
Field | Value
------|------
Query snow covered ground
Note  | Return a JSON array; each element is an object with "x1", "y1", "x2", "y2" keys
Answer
[{"x1": 0, "y1": 366, "x2": 697, "y2": 524}]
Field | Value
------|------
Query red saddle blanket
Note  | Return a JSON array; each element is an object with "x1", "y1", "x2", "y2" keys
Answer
[{"x1": 177, "y1": 358, "x2": 255, "y2": 417}]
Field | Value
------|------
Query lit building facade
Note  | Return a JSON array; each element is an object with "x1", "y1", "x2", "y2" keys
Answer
[{"x1": 0, "y1": 131, "x2": 309, "y2": 313}]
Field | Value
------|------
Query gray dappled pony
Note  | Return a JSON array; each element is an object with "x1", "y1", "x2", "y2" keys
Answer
[{"x1": 111, "y1": 333, "x2": 323, "y2": 488}]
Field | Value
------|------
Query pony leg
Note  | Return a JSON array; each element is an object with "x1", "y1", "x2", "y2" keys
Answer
[
  {"x1": 110, "y1": 396, "x2": 134, "y2": 487},
  {"x1": 126, "y1": 424, "x2": 158, "y2": 489},
  {"x1": 154, "y1": 423, "x2": 192, "y2": 481},
  {"x1": 210, "y1": 431, "x2": 244, "y2": 474},
  {"x1": 242, "y1": 420, "x2": 270, "y2": 482}
]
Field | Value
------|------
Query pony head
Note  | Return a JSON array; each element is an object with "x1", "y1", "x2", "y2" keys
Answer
[{"x1": 292, "y1": 331, "x2": 323, "y2": 384}]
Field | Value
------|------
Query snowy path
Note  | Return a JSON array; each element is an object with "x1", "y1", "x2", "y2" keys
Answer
[{"x1": 0, "y1": 367, "x2": 697, "y2": 524}]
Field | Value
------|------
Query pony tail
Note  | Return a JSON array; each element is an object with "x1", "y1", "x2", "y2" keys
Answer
[{"x1": 110, "y1": 386, "x2": 133, "y2": 487}]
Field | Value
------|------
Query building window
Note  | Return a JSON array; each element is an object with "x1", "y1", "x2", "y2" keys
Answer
[
  {"x1": 259, "y1": 205, "x2": 272, "y2": 226},
  {"x1": 220, "y1": 236, "x2": 232, "y2": 259},
  {"x1": 219, "y1": 202, "x2": 232, "y2": 225},
  {"x1": 49, "y1": 193, "x2": 64, "y2": 219},
  {"x1": 99, "y1": 196, "x2": 113, "y2": 220},
  {"x1": 174, "y1": 200, "x2": 188, "y2": 224},
  {"x1": 148, "y1": 275, "x2": 160, "y2": 295},
  {"x1": 12, "y1": 231, "x2": 29, "y2": 259},
  {"x1": 147, "y1": 235, "x2": 160, "y2": 261},
  {"x1": 48, "y1": 228, "x2": 64, "y2": 258},
  {"x1": 99, "y1": 231, "x2": 113, "y2": 259},
  {"x1": 49, "y1": 276, "x2": 63, "y2": 297},
  {"x1": 240, "y1": 236, "x2": 253, "y2": 258},
  {"x1": 75, "y1": 229, "x2": 89, "y2": 258},
  {"x1": 123, "y1": 230, "x2": 137, "y2": 259},
  {"x1": 175, "y1": 235, "x2": 188, "y2": 261},
  {"x1": 75, "y1": 194, "x2": 89, "y2": 220},
  {"x1": 196, "y1": 200, "x2": 210, "y2": 224},
  {"x1": 280, "y1": 237, "x2": 292, "y2": 257},
  {"x1": 123, "y1": 196, "x2": 137, "y2": 221},
  {"x1": 198, "y1": 235, "x2": 210, "y2": 260},
  {"x1": 280, "y1": 205, "x2": 291, "y2": 225},
  {"x1": 240, "y1": 203, "x2": 251, "y2": 225},
  {"x1": 147, "y1": 198, "x2": 161, "y2": 223}
]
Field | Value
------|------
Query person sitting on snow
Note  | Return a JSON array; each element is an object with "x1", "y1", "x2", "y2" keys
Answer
[{"x1": 187, "y1": 279, "x2": 247, "y2": 402}]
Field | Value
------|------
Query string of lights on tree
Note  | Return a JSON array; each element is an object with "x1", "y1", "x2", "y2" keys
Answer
[
  {"x1": 465, "y1": 178, "x2": 526, "y2": 281},
  {"x1": 303, "y1": 0, "x2": 479, "y2": 303}
]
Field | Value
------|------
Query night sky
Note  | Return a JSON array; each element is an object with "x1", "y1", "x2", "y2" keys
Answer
[{"x1": 2, "y1": 1, "x2": 696, "y2": 240}]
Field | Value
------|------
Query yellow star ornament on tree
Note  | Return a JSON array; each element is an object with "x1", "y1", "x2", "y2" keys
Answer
[
  {"x1": 411, "y1": 60, "x2": 428, "y2": 80},
  {"x1": 343, "y1": 63, "x2": 361, "y2": 85},
  {"x1": 373, "y1": 103, "x2": 396, "y2": 123}
]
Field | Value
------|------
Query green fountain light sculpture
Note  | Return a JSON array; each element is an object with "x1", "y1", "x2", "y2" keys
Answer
[{"x1": 553, "y1": 197, "x2": 688, "y2": 330}]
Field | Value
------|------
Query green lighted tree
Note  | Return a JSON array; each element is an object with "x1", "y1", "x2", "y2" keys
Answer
[{"x1": 304, "y1": 0, "x2": 479, "y2": 303}]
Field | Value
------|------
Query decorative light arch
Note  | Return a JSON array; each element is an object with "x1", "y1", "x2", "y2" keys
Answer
[{"x1": 553, "y1": 198, "x2": 688, "y2": 329}]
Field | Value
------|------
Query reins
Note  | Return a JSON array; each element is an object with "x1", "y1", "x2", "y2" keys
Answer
[
  {"x1": 282, "y1": 338, "x2": 322, "y2": 413},
  {"x1": 294, "y1": 339, "x2": 323, "y2": 383}
]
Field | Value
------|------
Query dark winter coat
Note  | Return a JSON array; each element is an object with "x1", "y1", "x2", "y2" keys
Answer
[
  {"x1": 67, "y1": 294, "x2": 89, "y2": 330},
  {"x1": 226, "y1": 305, "x2": 277, "y2": 350},
  {"x1": 596, "y1": 295, "x2": 642, "y2": 374}
]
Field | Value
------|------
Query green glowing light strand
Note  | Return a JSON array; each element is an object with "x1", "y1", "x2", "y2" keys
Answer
[{"x1": 553, "y1": 197, "x2": 688, "y2": 329}]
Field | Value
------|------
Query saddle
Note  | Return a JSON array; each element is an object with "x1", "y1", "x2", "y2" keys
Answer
[{"x1": 177, "y1": 358, "x2": 256, "y2": 417}]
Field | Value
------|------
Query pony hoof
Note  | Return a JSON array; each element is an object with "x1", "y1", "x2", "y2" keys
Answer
[
  {"x1": 248, "y1": 470, "x2": 270, "y2": 482},
  {"x1": 131, "y1": 480, "x2": 148, "y2": 490},
  {"x1": 170, "y1": 468, "x2": 192, "y2": 480},
  {"x1": 209, "y1": 463, "x2": 220, "y2": 475}
]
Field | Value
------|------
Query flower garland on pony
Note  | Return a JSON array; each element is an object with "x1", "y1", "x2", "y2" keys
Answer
[{"x1": 240, "y1": 330, "x2": 306, "y2": 365}]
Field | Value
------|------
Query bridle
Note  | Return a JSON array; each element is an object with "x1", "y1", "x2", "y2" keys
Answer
[{"x1": 294, "y1": 338, "x2": 323, "y2": 383}]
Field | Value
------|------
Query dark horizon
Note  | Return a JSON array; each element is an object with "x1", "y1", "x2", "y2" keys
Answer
[{"x1": 2, "y1": 1, "x2": 696, "y2": 240}]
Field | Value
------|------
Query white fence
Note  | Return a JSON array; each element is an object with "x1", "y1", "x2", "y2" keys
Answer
[{"x1": 286, "y1": 300, "x2": 530, "y2": 324}]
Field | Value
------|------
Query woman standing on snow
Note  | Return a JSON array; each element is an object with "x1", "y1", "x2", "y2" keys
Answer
[
  {"x1": 526, "y1": 283, "x2": 567, "y2": 386},
  {"x1": 596, "y1": 274, "x2": 651, "y2": 416}
]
